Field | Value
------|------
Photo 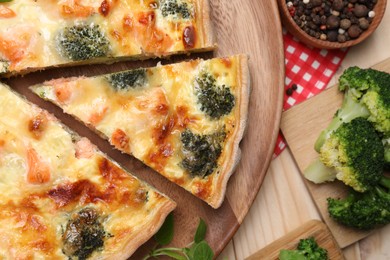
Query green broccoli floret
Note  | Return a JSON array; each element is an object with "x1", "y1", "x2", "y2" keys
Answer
[
  {"x1": 160, "y1": 0, "x2": 192, "y2": 19},
  {"x1": 279, "y1": 237, "x2": 328, "y2": 260},
  {"x1": 195, "y1": 72, "x2": 235, "y2": 120},
  {"x1": 106, "y1": 68, "x2": 147, "y2": 91},
  {"x1": 315, "y1": 66, "x2": 390, "y2": 152},
  {"x1": 327, "y1": 175, "x2": 390, "y2": 230},
  {"x1": 305, "y1": 118, "x2": 384, "y2": 192},
  {"x1": 180, "y1": 129, "x2": 226, "y2": 178},
  {"x1": 57, "y1": 24, "x2": 110, "y2": 61}
]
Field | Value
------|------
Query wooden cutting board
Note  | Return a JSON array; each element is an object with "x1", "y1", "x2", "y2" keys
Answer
[
  {"x1": 246, "y1": 220, "x2": 344, "y2": 260},
  {"x1": 280, "y1": 58, "x2": 390, "y2": 248}
]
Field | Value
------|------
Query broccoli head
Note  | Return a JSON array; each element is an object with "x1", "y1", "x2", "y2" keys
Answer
[
  {"x1": 195, "y1": 72, "x2": 235, "y2": 120},
  {"x1": 305, "y1": 118, "x2": 384, "y2": 192},
  {"x1": 327, "y1": 175, "x2": 390, "y2": 230},
  {"x1": 106, "y1": 68, "x2": 147, "y2": 91},
  {"x1": 339, "y1": 66, "x2": 390, "y2": 135},
  {"x1": 315, "y1": 66, "x2": 390, "y2": 151},
  {"x1": 160, "y1": 0, "x2": 192, "y2": 19},
  {"x1": 57, "y1": 24, "x2": 110, "y2": 61},
  {"x1": 180, "y1": 129, "x2": 226, "y2": 178},
  {"x1": 279, "y1": 237, "x2": 328, "y2": 260}
]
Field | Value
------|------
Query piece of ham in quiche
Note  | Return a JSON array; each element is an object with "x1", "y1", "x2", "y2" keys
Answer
[
  {"x1": 0, "y1": 0, "x2": 215, "y2": 76},
  {"x1": 0, "y1": 83, "x2": 175, "y2": 259},
  {"x1": 31, "y1": 54, "x2": 250, "y2": 208}
]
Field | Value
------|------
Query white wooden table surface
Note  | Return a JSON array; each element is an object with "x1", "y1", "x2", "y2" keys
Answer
[{"x1": 218, "y1": 1, "x2": 390, "y2": 259}]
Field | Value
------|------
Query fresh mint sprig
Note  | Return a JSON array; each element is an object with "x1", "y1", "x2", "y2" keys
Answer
[{"x1": 144, "y1": 214, "x2": 214, "y2": 260}]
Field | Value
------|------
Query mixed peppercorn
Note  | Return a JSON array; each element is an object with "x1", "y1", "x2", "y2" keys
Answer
[
  {"x1": 286, "y1": 0, "x2": 378, "y2": 43},
  {"x1": 286, "y1": 83, "x2": 298, "y2": 96}
]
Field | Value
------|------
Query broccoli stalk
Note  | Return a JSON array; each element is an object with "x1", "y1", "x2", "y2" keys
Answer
[
  {"x1": 314, "y1": 91, "x2": 370, "y2": 152},
  {"x1": 303, "y1": 158, "x2": 337, "y2": 184},
  {"x1": 305, "y1": 118, "x2": 385, "y2": 192},
  {"x1": 315, "y1": 66, "x2": 390, "y2": 152},
  {"x1": 327, "y1": 175, "x2": 390, "y2": 230},
  {"x1": 279, "y1": 237, "x2": 328, "y2": 260}
]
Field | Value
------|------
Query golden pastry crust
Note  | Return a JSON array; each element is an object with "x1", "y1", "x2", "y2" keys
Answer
[
  {"x1": 197, "y1": 0, "x2": 216, "y2": 50},
  {"x1": 208, "y1": 54, "x2": 250, "y2": 208}
]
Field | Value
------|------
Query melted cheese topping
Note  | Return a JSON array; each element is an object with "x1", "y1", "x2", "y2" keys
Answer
[
  {"x1": 0, "y1": 0, "x2": 212, "y2": 74},
  {"x1": 0, "y1": 84, "x2": 175, "y2": 259},
  {"x1": 33, "y1": 55, "x2": 246, "y2": 207}
]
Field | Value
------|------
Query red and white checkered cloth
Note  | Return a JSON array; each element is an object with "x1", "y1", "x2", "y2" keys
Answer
[{"x1": 273, "y1": 30, "x2": 348, "y2": 157}]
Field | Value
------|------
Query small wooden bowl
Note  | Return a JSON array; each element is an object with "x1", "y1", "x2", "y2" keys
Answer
[{"x1": 277, "y1": 0, "x2": 387, "y2": 49}]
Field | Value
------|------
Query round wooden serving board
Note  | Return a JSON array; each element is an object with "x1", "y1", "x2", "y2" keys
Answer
[{"x1": 3, "y1": 0, "x2": 285, "y2": 258}]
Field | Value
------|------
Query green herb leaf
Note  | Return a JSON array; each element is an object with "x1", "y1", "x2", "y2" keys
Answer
[
  {"x1": 0, "y1": 0, "x2": 13, "y2": 2},
  {"x1": 154, "y1": 213, "x2": 174, "y2": 245},
  {"x1": 146, "y1": 217, "x2": 214, "y2": 260},
  {"x1": 183, "y1": 247, "x2": 193, "y2": 259},
  {"x1": 143, "y1": 248, "x2": 187, "y2": 260},
  {"x1": 159, "y1": 251, "x2": 187, "y2": 260},
  {"x1": 153, "y1": 249, "x2": 188, "y2": 260},
  {"x1": 194, "y1": 218, "x2": 207, "y2": 243},
  {"x1": 193, "y1": 241, "x2": 214, "y2": 260}
]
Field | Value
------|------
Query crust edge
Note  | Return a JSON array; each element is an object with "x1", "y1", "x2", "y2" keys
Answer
[
  {"x1": 208, "y1": 54, "x2": 251, "y2": 209},
  {"x1": 197, "y1": 0, "x2": 217, "y2": 49},
  {"x1": 108, "y1": 200, "x2": 177, "y2": 260}
]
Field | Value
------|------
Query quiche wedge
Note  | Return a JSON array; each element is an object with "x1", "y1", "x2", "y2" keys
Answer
[
  {"x1": 0, "y1": 0, "x2": 215, "y2": 76},
  {"x1": 31, "y1": 54, "x2": 251, "y2": 208},
  {"x1": 0, "y1": 83, "x2": 176, "y2": 259}
]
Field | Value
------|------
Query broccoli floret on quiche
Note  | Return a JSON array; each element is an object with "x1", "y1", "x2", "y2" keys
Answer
[
  {"x1": 195, "y1": 72, "x2": 235, "y2": 120},
  {"x1": 159, "y1": 0, "x2": 193, "y2": 19},
  {"x1": 57, "y1": 24, "x2": 110, "y2": 61},
  {"x1": 106, "y1": 68, "x2": 147, "y2": 91},
  {"x1": 180, "y1": 129, "x2": 226, "y2": 178},
  {"x1": 62, "y1": 207, "x2": 107, "y2": 260}
]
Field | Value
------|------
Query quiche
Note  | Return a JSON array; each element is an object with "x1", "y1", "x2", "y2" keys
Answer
[
  {"x1": 0, "y1": 0, "x2": 215, "y2": 76},
  {"x1": 0, "y1": 83, "x2": 176, "y2": 259},
  {"x1": 32, "y1": 54, "x2": 250, "y2": 208}
]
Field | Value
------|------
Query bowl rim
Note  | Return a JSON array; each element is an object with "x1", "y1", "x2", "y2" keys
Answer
[{"x1": 277, "y1": 0, "x2": 388, "y2": 49}]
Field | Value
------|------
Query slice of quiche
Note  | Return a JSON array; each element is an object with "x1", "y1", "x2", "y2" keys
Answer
[
  {"x1": 0, "y1": 0, "x2": 215, "y2": 76},
  {"x1": 32, "y1": 54, "x2": 250, "y2": 208},
  {"x1": 0, "y1": 83, "x2": 176, "y2": 259}
]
